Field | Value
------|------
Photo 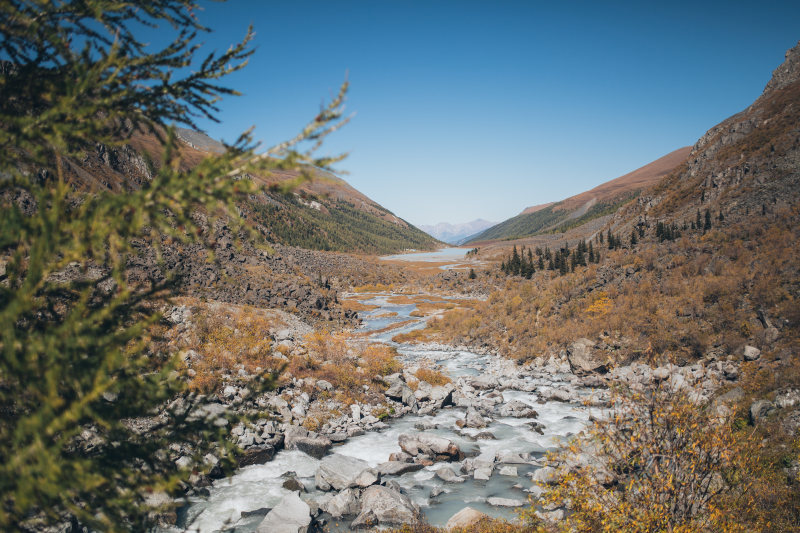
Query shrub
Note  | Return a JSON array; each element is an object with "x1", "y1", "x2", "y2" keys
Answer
[{"x1": 540, "y1": 382, "x2": 762, "y2": 532}]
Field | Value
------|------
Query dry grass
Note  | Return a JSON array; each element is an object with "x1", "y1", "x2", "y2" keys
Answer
[{"x1": 414, "y1": 367, "x2": 451, "y2": 386}]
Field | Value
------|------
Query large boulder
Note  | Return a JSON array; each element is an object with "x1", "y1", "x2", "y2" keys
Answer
[
  {"x1": 256, "y1": 492, "x2": 312, "y2": 533},
  {"x1": 385, "y1": 381, "x2": 419, "y2": 412},
  {"x1": 498, "y1": 400, "x2": 538, "y2": 418},
  {"x1": 321, "y1": 487, "x2": 361, "y2": 518},
  {"x1": 435, "y1": 466, "x2": 466, "y2": 483},
  {"x1": 238, "y1": 444, "x2": 277, "y2": 467},
  {"x1": 470, "y1": 375, "x2": 498, "y2": 389},
  {"x1": 398, "y1": 433, "x2": 461, "y2": 460},
  {"x1": 749, "y1": 399, "x2": 776, "y2": 425},
  {"x1": 315, "y1": 454, "x2": 376, "y2": 491},
  {"x1": 445, "y1": 506, "x2": 489, "y2": 529},
  {"x1": 463, "y1": 407, "x2": 487, "y2": 428},
  {"x1": 284, "y1": 426, "x2": 332, "y2": 459},
  {"x1": 567, "y1": 338, "x2": 608, "y2": 375},
  {"x1": 430, "y1": 384, "x2": 454, "y2": 408},
  {"x1": 350, "y1": 485, "x2": 420, "y2": 528},
  {"x1": 742, "y1": 345, "x2": 762, "y2": 361}
]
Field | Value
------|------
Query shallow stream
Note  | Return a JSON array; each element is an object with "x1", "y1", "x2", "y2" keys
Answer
[{"x1": 182, "y1": 292, "x2": 596, "y2": 531}]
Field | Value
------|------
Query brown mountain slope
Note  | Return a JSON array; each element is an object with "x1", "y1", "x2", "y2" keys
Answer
[
  {"x1": 470, "y1": 147, "x2": 690, "y2": 243},
  {"x1": 559, "y1": 146, "x2": 691, "y2": 212},
  {"x1": 59, "y1": 126, "x2": 438, "y2": 254},
  {"x1": 520, "y1": 146, "x2": 690, "y2": 215}
]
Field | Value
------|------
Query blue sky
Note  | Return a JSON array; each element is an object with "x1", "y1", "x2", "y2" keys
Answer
[{"x1": 188, "y1": 1, "x2": 800, "y2": 227}]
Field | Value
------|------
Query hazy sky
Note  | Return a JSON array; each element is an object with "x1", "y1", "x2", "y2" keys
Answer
[{"x1": 188, "y1": 1, "x2": 800, "y2": 227}]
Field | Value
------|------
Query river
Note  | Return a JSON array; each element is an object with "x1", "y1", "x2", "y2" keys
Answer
[{"x1": 179, "y1": 288, "x2": 598, "y2": 531}]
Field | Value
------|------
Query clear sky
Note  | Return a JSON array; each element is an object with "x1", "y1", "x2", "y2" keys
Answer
[{"x1": 188, "y1": 1, "x2": 800, "y2": 227}]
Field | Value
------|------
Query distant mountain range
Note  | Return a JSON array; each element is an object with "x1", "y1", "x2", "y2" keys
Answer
[{"x1": 419, "y1": 219, "x2": 497, "y2": 244}]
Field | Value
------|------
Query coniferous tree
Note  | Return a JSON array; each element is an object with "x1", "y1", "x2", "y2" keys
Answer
[
  {"x1": 704, "y1": 209, "x2": 712, "y2": 232},
  {"x1": 631, "y1": 229, "x2": 638, "y2": 246},
  {"x1": 0, "y1": 2, "x2": 350, "y2": 529}
]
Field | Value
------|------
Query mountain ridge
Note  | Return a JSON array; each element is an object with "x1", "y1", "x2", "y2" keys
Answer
[
  {"x1": 467, "y1": 146, "x2": 691, "y2": 243},
  {"x1": 70, "y1": 126, "x2": 440, "y2": 255},
  {"x1": 419, "y1": 219, "x2": 496, "y2": 244}
]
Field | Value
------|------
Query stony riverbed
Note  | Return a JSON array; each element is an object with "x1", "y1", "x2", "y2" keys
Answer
[{"x1": 174, "y1": 291, "x2": 609, "y2": 532}]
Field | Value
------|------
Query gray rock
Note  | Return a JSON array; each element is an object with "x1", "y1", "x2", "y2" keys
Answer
[
  {"x1": 536, "y1": 509, "x2": 565, "y2": 522},
  {"x1": 497, "y1": 451, "x2": 529, "y2": 464},
  {"x1": 545, "y1": 388, "x2": 573, "y2": 403},
  {"x1": 430, "y1": 486, "x2": 446, "y2": 498},
  {"x1": 652, "y1": 366, "x2": 671, "y2": 381},
  {"x1": 764, "y1": 327, "x2": 779, "y2": 344},
  {"x1": 398, "y1": 433, "x2": 460, "y2": 460},
  {"x1": 256, "y1": 492, "x2": 311, "y2": 533},
  {"x1": 328, "y1": 432, "x2": 348, "y2": 443},
  {"x1": 376, "y1": 461, "x2": 425, "y2": 476},
  {"x1": 322, "y1": 487, "x2": 361, "y2": 518},
  {"x1": 750, "y1": 399, "x2": 776, "y2": 424},
  {"x1": 498, "y1": 399, "x2": 538, "y2": 418},
  {"x1": 473, "y1": 466, "x2": 493, "y2": 480},
  {"x1": 239, "y1": 444, "x2": 277, "y2": 467},
  {"x1": 499, "y1": 466, "x2": 518, "y2": 477},
  {"x1": 531, "y1": 466, "x2": 558, "y2": 484},
  {"x1": 385, "y1": 382, "x2": 419, "y2": 412},
  {"x1": 430, "y1": 384, "x2": 454, "y2": 407},
  {"x1": 775, "y1": 389, "x2": 800, "y2": 409},
  {"x1": 470, "y1": 375, "x2": 498, "y2": 389},
  {"x1": 282, "y1": 476, "x2": 306, "y2": 493},
  {"x1": 567, "y1": 338, "x2": 607, "y2": 375},
  {"x1": 352, "y1": 468, "x2": 380, "y2": 488},
  {"x1": 414, "y1": 381, "x2": 433, "y2": 401},
  {"x1": 742, "y1": 345, "x2": 761, "y2": 361},
  {"x1": 435, "y1": 467, "x2": 465, "y2": 483},
  {"x1": 464, "y1": 407, "x2": 487, "y2": 428},
  {"x1": 284, "y1": 426, "x2": 332, "y2": 459},
  {"x1": 350, "y1": 404, "x2": 361, "y2": 422},
  {"x1": 315, "y1": 454, "x2": 372, "y2": 491},
  {"x1": 316, "y1": 379, "x2": 333, "y2": 391},
  {"x1": 268, "y1": 396, "x2": 289, "y2": 411},
  {"x1": 350, "y1": 485, "x2": 420, "y2": 528},
  {"x1": 487, "y1": 497, "x2": 525, "y2": 507},
  {"x1": 445, "y1": 507, "x2": 489, "y2": 529}
]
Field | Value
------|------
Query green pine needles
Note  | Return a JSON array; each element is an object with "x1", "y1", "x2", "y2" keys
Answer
[{"x1": 0, "y1": 1, "x2": 348, "y2": 530}]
